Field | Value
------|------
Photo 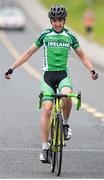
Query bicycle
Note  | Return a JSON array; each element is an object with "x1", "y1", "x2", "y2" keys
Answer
[{"x1": 39, "y1": 89, "x2": 81, "y2": 176}]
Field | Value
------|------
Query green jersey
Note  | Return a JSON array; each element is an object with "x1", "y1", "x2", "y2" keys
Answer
[{"x1": 34, "y1": 28, "x2": 80, "y2": 71}]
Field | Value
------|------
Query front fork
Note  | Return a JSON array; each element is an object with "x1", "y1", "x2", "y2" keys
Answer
[{"x1": 51, "y1": 113, "x2": 65, "y2": 152}]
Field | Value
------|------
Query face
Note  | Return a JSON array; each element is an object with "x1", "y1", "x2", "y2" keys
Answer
[{"x1": 51, "y1": 19, "x2": 65, "y2": 32}]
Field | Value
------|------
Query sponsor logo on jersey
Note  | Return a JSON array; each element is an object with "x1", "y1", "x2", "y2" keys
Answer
[{"x1": 47, "y1": 41, "x2": 70, "y2": 48}]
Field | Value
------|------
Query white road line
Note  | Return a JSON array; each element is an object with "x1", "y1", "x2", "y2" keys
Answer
[
  {"x1": 0, "y1": 148, "x2": 104, "y2": 152},
  {"x1": 64, "y1": 149, "x2": 104, "y2": 152},
  {"x1": 0, "y1": 148, "x2": 40, "y2": 151}
]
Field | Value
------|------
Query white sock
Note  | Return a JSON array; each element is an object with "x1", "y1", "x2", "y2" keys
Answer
[
  {"x1": 63, "y1": 119, "x2": 68, "y2": 125},
  {"x1": 42, "y1": 143, "x2": 48, "y2": 150}
]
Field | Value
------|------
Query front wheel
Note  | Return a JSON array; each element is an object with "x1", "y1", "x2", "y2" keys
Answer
[
  {"x1": 50, "y1": 119, "x2": 56, "y2": 173},
  {"x1": 51, "y1": 151, "x2": 56, "y2": 173},
  {"x1": 56, "y1": 114, "x2": 63, "y2": 176}
]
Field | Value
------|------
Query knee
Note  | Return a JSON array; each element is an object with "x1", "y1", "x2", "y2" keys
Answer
[
  {"x1": 64, "y1": 98, "x2": 72, "y2": 109},
  {"x1": 42, "y1": 102, "x2": 53, "y2": 114}
]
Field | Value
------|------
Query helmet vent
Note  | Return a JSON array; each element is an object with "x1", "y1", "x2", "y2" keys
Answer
[{"x1": 48, "y1": 5, "x2": 67, "y2": 20}]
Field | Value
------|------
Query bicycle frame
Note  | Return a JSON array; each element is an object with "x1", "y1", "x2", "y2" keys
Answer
[
  {"x1": 50, "y1": 97, "x2": 62, "y2": 127},
  {"x1": 50, "y1": 97, "x2": 65, "y2": 151}
]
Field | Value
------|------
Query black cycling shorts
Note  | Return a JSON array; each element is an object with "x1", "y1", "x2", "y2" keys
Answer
[{"x1": 40, "y1": 70, "x2": 73, "y2": 101}]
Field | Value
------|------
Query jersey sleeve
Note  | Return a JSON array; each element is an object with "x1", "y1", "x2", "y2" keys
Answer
[
  {"x1": 34, "y1": 33, "x2": 44, "y2": 47},
  {"x1": 70, "y1": 34, "x2": 80, "y2": 49},
  {"x1": 34, "y1": 29, "x2": 50, "y2": 47}
]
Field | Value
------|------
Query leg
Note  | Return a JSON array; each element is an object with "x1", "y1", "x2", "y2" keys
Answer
[
  {"x1": 39, "y1": 71, "x2": 55, "y2": 162},
  {"x1": 40, "y1": 100, "x2": 53, "y2": 145},
  {"x1": 58, "y1": 73, "x2": 73, "y2": 121},
  {"x1": 61, "y1": 87, "x2": 73, "y2": 122},
  {"x1": 40, "y1": 100, "x2": 53, "y2": 163},
  {"x1": 61, "y1": 87, "x2": 73, "y2": 140}
]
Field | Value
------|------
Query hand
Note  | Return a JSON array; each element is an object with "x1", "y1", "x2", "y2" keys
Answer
[
  {"x1": 5, "y1": 69, "x2": 13, "y2": 80},
  {"x1": 91, "y1": 70, "x2": 98, "y2": 80}
]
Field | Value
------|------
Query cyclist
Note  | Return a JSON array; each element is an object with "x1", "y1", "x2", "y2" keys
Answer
[{"x1": 5, "y1": 5, "x2": 98, "y2": 163}]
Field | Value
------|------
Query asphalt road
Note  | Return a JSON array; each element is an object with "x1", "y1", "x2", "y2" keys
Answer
[{"x1": 0, "y1": 11, "x2": 104, "y2": 178}]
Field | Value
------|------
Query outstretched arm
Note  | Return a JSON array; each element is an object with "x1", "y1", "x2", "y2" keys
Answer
[
  {"x1": 74, "y1": 47, "x2": 98, "y2": 80},
  {"x1": 11, "y1": 44, "x2": 39, "y2": 70},
  {"x1": 5, "y1": 44, "x2": 39, "y2": 79}
]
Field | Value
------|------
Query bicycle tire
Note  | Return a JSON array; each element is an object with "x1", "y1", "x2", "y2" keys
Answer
[
  {"x1": 51, "y1": 151, "x2": 56, "y2": 173},
  {"x1": 56, "y1": 114, "x2": 63, "y2": 176},
  {"x1": 50, "y1": 119, "x2": 56, "y2": 173}
]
